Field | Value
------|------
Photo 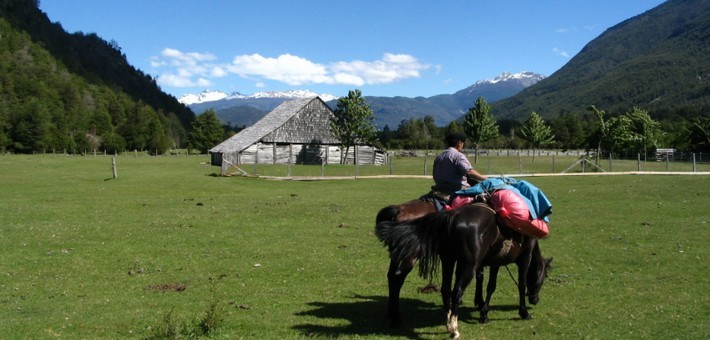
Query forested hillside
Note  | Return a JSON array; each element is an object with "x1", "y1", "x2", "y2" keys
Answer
[
  {"x1": 493, "y1": 0, "x2": 710, "y2": 121},
  {"x1": 0, "y1": 0, "x2": 194, "y2": 154}
]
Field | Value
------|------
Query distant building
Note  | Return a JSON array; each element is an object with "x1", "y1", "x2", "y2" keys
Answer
[{"x1": 209, "y1": 97, "x2": 385, "y2": 175}]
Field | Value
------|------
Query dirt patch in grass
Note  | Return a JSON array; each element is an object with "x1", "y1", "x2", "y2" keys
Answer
[{"x1": 144, "y1": 283, "x2": 186, "y2": 292}]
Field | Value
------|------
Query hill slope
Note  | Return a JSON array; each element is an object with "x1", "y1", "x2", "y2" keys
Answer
[
  {"x1": 493, "y1": 0, "x2": 710, "y2": 120},
  {"x1": 0, "y1": 0, "x2": 194, "y2": 153}
]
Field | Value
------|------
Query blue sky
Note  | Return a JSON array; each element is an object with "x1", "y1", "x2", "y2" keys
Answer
[{"x1": 40, "y1": 1, "x2": 665, "y2": 99}]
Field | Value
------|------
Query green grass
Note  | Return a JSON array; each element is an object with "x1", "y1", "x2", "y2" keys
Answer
[{"x1": 0, "y1": 155, "x2": 708, "y2": 338}]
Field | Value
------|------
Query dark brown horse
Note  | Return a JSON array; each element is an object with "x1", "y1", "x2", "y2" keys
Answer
[{"x1": 375, "y1": 203, "x2": 551, "y2": 339}]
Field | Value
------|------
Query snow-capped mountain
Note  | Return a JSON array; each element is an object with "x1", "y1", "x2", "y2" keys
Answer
[
  {"x1": 178, "y1": 89, "x2": 336, "y2": 105},
  {"x1": 485, "y1": 71, "x2": 545, "y2": 87},
  {"x1": 185, "y1": 71, "x2": 544, "y2": 129},
  {"x1": 178, "y1": 90, "x2": 230, "y2": 105},
  {"x1": 452, "y1": 71, "x2": 545, "y2": 106}
]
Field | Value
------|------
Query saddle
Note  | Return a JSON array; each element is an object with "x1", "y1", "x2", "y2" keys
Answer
[{"x1": 419, "y1": 191, "x2": 489, "y2": 212}]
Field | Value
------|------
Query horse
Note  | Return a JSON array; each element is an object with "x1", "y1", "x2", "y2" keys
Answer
[
  {"x1": 375, "y1": 198, "x2": 437, "y2": 224},
  {"x1": 375, "y1": 203, "x2": 551, "y2": 339},
  {"x1": 374, "y1": 198, "x2": 437, "y2": 326}
]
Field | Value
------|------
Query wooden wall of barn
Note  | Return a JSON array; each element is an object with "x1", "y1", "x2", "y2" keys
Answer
[{"x1": 217, "y1": 142, "x2": 387, "y2": 174}]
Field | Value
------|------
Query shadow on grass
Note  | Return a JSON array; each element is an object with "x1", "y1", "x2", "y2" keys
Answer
[
  {"x1": 293, "y1": 295, "x2": 537, "y2": 338},
  {"x1": 292, "y1": 294, "x2": 446, "y2": 339}
]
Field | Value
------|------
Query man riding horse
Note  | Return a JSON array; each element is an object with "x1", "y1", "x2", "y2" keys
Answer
[{"x1": 431, "y1": 133, "x2": 488, "y2": 199}]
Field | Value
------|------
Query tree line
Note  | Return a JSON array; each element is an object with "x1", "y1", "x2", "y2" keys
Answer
[
  {"x1": 378, "y1": 97, "x2": 709, "y2": 159},
  {"x1": 0, "y1": 1, "x2": 195, "y2": 155}
]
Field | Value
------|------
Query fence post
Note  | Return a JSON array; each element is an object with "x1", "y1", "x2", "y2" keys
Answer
[
  {"x1": 552, "y1": 154, "x2": 556, "y2": 173},
  {"x1": 609, "y1": 153, "x2": 613, "y2": 172},
  {"x1": 389, "y1": 154, "x2": 394, "y2": 175},
  {"x1": 519, "y1": 156, "x2": 523, "y2": 174},
  {"x1": 692, "y1": 153, "x2": 696, "y2": 172},
  {"x1": 112, "y1": 157, "x2": 118, "y2": 179},
  {"x1": 666, "y1": 155, "x2": 670, "y2": 172},
  {"x1": 321, "y1": 158, "x2": 325, "y2": 177},
  {"x1": 637, "y1": 153, "x2": 641, "y2": 171},
  {"x1": 423, "y1": 155, "x2": 428, "y2": 176}
]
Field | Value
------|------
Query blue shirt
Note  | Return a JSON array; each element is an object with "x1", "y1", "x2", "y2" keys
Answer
[{"x1": 432, "y1": 147, "x2": 473, "y2": 194}]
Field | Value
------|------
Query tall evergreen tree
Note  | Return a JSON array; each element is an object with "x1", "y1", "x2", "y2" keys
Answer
[
  {"x1": 463, "y1": 97, "x2": 499, "y2": 163},
  {"x1": 188, "y1": 109, "x2": 224, "y2": 153},
  {"x1": 330, "y1": 89, "x2": 377, "y2": 164},
  {"x1": 519, "y1": 111, "x2": 555, "y2": 163}
]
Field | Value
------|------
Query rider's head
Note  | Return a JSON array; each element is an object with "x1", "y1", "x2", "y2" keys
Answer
[{"x1": 445, "y1": 133, "x2": 466, "y2": 148}]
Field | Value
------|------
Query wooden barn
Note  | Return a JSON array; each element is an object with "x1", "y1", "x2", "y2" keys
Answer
[{"x1": 209, "y1": 97, "x2": 386, "y2": 175}]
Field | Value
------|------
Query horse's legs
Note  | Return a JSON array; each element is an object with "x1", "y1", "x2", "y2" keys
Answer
[
  {"x1": 447, "y1": 262, "x2": 476, "y2": 340},
  {"x1": 517, "y1": 256, "x2": 533, "y2": 320},
  {"x1": 439, "y1": 255, "x2": 455, "y2": 325},
  {"x1": 479, "y1": 265, "x2": 500, "y2": 323},
  {"x1": 474, "y1": 269, "x2": 485, "y2": 310},
  {"x1": 387, "y1": 257, "x2": 414, "y2": 327}
]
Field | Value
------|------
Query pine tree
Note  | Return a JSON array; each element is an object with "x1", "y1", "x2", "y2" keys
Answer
[
  {"x1": 188, "y1": 109, "x2": 224, "y2": 154},
  {"x1": 330, "y1": 90, "x2": 377, "y2": 164},
  {"x1": 519, "y1": 112, "x2": 555, "y2": 163},
  {"x1": 463, "y1": 97, "x2": 499, "y2": 163}
]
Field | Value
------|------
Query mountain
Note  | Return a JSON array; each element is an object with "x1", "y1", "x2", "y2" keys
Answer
[
  {"x1": 184, "y1": 71, "x2": 544, "y2": 129},
  {"x1": 184, "y1": 90, "x2": 339, "y2": 127},
  {"x1": 179, "y1": 89, "x2": 337, "y2": 106},
  {"x1": 0, "y1": 0, "x2": 194, "y2": 154},
  {"x1": 493, "y1": 0, "x2": 710, "y2": 120}
]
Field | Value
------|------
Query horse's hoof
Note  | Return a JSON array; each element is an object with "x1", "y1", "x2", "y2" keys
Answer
[
  {"x1": 520, "y1": 312, "x2": 532, "y2": 320},
  {"x1": 479, "y1": 316, "x2": 489, "y2": 324},
  {"x1": 450, "y1": 330, "x2": 460, "y2": 339}
]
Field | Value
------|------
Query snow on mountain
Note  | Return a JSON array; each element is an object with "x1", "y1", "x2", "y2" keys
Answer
[
  {"x1": 484, "y1": 71, "x2": 545, "y2": 87},
  {"x1": 178, "y1": 89, "x2": 337, "y2": 105},
  {"x1": 177, "y1": 90, "x2": 229, "y2": 105}
]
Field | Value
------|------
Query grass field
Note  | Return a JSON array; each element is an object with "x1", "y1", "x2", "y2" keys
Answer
[{"x1": 1, "y1": 155, "x2": 708, "y2": 339}]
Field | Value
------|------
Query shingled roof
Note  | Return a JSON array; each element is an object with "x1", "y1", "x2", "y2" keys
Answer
[{"x1": 210, "y1": 97, "x2": 338, "y2": 154}]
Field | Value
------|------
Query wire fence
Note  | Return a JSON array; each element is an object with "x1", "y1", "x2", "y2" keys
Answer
[
  {"x1": 34, "y1": 148, "x2": 710, "y2": 178},
  {"x1": 232, "y1": 150, "x2": 709, "y2": 178}
]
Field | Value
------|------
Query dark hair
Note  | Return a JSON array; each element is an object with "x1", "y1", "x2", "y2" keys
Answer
[{"x1": 445, "y1": 133, "x2": 466, "y2": 147}]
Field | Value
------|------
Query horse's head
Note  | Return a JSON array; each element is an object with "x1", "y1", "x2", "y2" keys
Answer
[{"x1": 526, "y1": 252, "x2": 553, "y2": 305}]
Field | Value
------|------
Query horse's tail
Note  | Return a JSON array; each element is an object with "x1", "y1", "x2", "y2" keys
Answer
[
  {"x1": 375, "y1": 204, "x2": 400, "y2": 225},
  {"x1": 375, "y1": 211, "x2": 452, "y2": 280}
]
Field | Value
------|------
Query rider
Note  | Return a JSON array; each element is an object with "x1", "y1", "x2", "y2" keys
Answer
[{"x1": 431, "y1": 133, "x2": 487, "y2": 203}]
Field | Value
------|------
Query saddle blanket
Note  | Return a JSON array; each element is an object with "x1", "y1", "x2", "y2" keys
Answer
[
  {"x1": 456, "y1": 177, "x2": 552, "y2": 238},
  {"x1": 491, "y1": 189, "x2": 549, "y2": 238}
]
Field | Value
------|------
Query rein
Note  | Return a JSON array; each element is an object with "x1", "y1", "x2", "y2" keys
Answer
[
  {"x1": 470, "y1": 202, "x2": 496, "y2": 215},
  {"x1": 504, "y1": 265, "x2": 518, "y2": 287},
  {"x1": 473, "y1": 201, "x2": 518, "y2": 286}
]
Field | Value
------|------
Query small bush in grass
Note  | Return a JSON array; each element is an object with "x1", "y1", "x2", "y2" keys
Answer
[
  {"x1": 148, "y1": 301, "x2": 225, "y2": 339},
  {"x1": 149, "y1": 308, "x2": 185, "y2": 339},
  {"x1": 197, "y1": 300, "x2": 225, "y2": 336}
]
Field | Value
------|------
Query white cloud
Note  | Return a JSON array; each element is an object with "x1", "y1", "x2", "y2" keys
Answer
[
  {"x1": 211, "y1": 66, "x2": 227, "y2": 77},
  {"x1": 196, "y1": 78, "x2": 212, "y2": 87},
  {"x1": 228, "y1": 53, "x2": 332, "y2": 85},
  {"x1": 152, "y1": 48, "x2": 220, "y2": 88},
  {"x1": 329, "y1": 53, "x2": 428, "y2": 85},
  {"x1": 553, "y1": 47, "x2": 570, "y2": 58},
  {"x1": 151, "y1": 49, "x2": 430, "y2": 89},
  {"x1": 157, "y1": 73, "x2": 196, "y2": 87}
]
